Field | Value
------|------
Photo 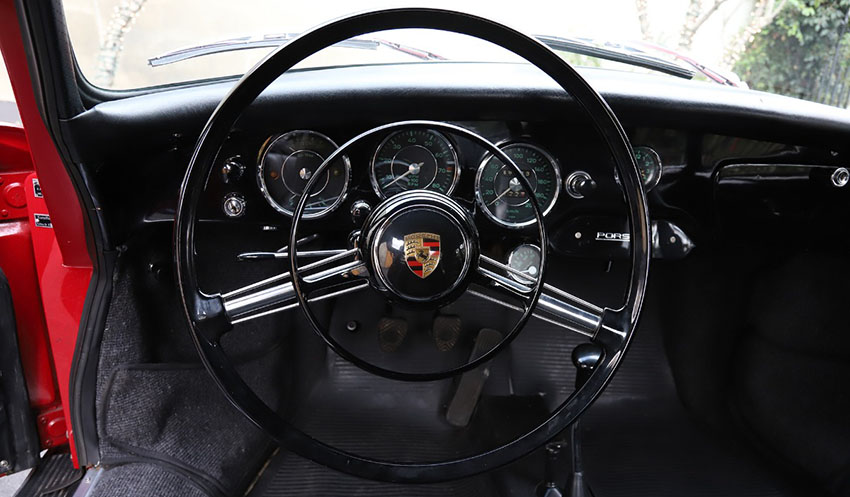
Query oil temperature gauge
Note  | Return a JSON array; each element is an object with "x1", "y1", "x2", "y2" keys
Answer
[
  {"x1": 507, "y1": 244, "x2": 541, "y2": 283},
  {"x1": 612, "y1": 146, "x2": 662, "y2": 192},
  {"x1": 632, "y1": 146, "x2": 662, "y2": 191}
]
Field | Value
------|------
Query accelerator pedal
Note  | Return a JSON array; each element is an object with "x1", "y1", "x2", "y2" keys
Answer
[{"x1": 445, "y1": 328, "x2": 503, "y2": 427}]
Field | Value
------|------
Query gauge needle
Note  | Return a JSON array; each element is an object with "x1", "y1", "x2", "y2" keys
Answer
[
  {"x1": 383, "y1": 162, "x2": 423, "y2": 189},
  {"x1": 304, "y1": 198, "x2": 329, "y2": 208},
  {"x1": 487, "y1": 177, "x2": 522, "y2": 206},
  {"x1": 487, "y1": 187, "x2": 511, "y2": 206}
]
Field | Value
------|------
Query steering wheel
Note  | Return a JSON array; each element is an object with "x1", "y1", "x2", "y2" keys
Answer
[{"x1": 175, "y1": 8, "x2": 649, "y2": 483}]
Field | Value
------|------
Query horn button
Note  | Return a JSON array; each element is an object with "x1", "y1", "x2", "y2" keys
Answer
[{"x1": 363, "y1": 190, "x2": 478, "y2": 304}]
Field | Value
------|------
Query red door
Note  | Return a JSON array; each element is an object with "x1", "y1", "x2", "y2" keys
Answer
[{"x1": 0, "y1": 0, "x2": 94, "y2": 474}]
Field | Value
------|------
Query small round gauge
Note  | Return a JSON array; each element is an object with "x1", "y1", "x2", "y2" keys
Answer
[
  {"x1": 371, "y1": 128, "x2": 459, "y2": 198},
  {"x1": 633, "y1": 146, "x2": 662, "y2": 191},
  {"x1": 508, "y1": 244, "x2": 541, "y2": 282},
  {"x1": 475, "y1": 142, "x2": 561, "y2": 228},
  {"x1": 258, "y1": 130, "x2": 350, "y2": 218}
]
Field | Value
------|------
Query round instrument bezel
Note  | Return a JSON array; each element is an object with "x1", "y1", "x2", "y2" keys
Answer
[
  {"x1": 475, "y1": 140, "x2": 562, "y2": 228},
  {"x1": 369, "y1": 127, "x2": 461, "y2": 199},
  {"x1": 257, "y1": 129, "x2": 351, "y2": 219},
  {"x1": 631, "y1": 145, "x2": 662, "y2": 192},
  {"x1": 507, "y1": 243, "x2": 542, "y2": 282}
]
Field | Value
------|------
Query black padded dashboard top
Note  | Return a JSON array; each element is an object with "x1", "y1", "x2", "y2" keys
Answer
[{"x1": 63, "y1": 62, "x2": 850, "y2": 165}]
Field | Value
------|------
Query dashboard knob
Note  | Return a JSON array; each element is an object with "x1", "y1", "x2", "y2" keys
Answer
[
  {"x1": 221, "y1": 156, "x2": 245, "y2": 183},
  {"x1": 350, "y1": 200, "x2": 372, "y2": 226},
  {"x1": 222, "y1": 193, "x2": 246, "y2": 218},
  {"x1": 566, "y1": 171, "x2": 596, "y2": 199},
  {"x1": 832, "y1": 167, "x2": 849, "y2": 188}
]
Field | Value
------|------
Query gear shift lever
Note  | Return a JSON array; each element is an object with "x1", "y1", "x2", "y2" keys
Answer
[
  {"x1": 539, "y1": 441, "x2": 565, "y2": 497},
  {"x1": 567, "y1": 343, "x2": 603, "y2": 497},
  {"x1": 538, "y1": 343, "x2": 602, "y2": 497}
]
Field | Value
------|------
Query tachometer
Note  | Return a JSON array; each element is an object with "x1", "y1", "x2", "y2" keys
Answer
[
  {"x1": 475, "y1": 142, "x2": 561, "y2": 228},
  {"x1": 258, "y1": 130, "x2": 350, "y2": 218},
  {"x1": 371, "y1": 128, "x2": 459, "y2": 198}
]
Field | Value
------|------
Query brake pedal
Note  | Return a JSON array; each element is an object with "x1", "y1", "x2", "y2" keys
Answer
[
  {"x1": 433, "y1": 315, "x2": 461, "y2": 351},
  {"x1": 377, "y1": 317, "x2": 408, "y2": 353},
  {"x1": 445, "y1": 328, "x2": 503, "y2": 427}
]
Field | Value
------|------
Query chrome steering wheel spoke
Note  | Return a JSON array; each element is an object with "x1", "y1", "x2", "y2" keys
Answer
[
  {"x1": 473, "y1": 254, "x2": 603, "y2": 338},
  {"x1": 475, "y1": 254, "x2": 536, "y2": 299},
  {"x1": 222, "y1": 248, "x2": 368, "y2": 324}
]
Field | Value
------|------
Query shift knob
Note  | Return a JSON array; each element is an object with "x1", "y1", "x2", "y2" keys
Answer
[{"x1": 571, "y1": 343, "x2": 603, "y2": 389}]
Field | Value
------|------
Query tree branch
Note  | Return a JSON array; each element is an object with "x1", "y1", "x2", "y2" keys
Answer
[{"x1": 693, "y1": 0, "x2": 730, "y2": 34}]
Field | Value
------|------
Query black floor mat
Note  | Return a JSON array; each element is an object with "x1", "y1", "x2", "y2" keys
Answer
[
  {"x1": 247, "y1": 294, "x2": 811, "y2": 497},
  {"x1": 582, "y1": 396, "x2": 808, "y2": 497},
  {"x1": 247, "y1": 454, "x2": 493, "y2": 497}
]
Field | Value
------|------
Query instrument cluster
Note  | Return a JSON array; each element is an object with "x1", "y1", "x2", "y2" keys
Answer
[{"x1": 245, "y1": 123, "x2": 663, "y2": 229}]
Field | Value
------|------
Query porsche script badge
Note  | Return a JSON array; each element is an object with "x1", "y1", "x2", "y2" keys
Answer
[{"x1": 404, "y1": 232, "x2": 441, "y2": 279}]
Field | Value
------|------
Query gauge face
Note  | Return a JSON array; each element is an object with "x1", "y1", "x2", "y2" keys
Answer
[
  {"x1": 508, "y1": 244, "x2": 541, "y2": 283},
  {"x1": 633, "y1": 146, "x2": 662, "y2": 191},
  {"x1": 475, "y1": 143, "x2": 561, "y2": 228},
  {"x1": 258, "y1": 130, "x2": 350, "y2": 218},
  {"x1": 371, "y1": 129, "x2": 459, "y2": 198}
]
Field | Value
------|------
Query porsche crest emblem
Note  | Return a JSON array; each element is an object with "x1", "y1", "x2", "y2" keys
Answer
[{"x1": 404, "y1": 232, "x2": 441, "y2": 279}]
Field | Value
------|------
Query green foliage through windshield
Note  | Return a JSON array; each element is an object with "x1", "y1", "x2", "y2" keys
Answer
[{"x1": 735, "y1": 0, "x2": 850, "y2": 107}]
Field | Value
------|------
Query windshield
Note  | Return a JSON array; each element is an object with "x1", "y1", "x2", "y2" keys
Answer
[{"x1": 62, "y1": 0, "x2": 850, "y2": 109}]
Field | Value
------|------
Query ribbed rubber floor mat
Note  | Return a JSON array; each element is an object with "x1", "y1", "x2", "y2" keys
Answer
[
  {"x1": 582, "y1": 397, "x2": 809, "y2": 497},
  {"x1": 248, "y1": 453, "x2": 493, "y2": 497},
  {"x1": 248, "y1": 297, "x2": 810, "y2": 497},
  {"x1": 578, "y1": 297, "x2": 810, "y2": 497},
  {"x1": 13, "y1": 451, "x2": 82, "y2": 497}
]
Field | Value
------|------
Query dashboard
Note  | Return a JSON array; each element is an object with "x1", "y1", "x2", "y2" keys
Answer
[
  {"x1": 199, "y1": 119, "x2": 677, "y2": 278},
  {"x1": 67, "y1": 62, "x2": 850, "y2": 277}
]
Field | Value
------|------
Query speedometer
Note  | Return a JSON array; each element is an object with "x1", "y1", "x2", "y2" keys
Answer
[
  {"x1": 370, "y1": 128, "x2": 459, "y2": 198},
  {"x1": 475, "y1": 142, "x2": 561, "y2": 228},
  {"x1": 258, "y1": 130, "x2": 350, "y2": 219}
]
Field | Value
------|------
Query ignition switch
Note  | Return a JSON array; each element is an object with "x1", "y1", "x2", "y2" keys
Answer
[{"x1": 222, "y1": 193, "x2": 246, "y2": 218}]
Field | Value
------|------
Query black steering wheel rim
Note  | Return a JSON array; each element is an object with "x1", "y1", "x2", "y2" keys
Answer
[{"x1": 175, "y1": 7, "x2": 650, "y2": 483}]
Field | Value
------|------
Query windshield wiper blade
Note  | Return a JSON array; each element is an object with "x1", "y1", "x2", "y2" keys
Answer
[
  {"x1": 633, "y1": 41, "x2": 741, "y2": 86},
  {"x1": 534, "y1": 34, "x2": 695, "y2": 80},
  {"x1": 148, "y1": 33, "x2": 445, "y2": 67}
]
